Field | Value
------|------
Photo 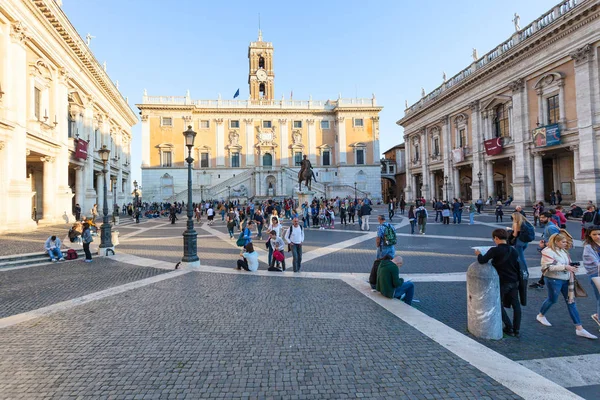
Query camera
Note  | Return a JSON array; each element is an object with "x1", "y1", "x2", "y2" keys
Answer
[{"x1": 569, "y1": 262, "x2": 580, "y2": 267}]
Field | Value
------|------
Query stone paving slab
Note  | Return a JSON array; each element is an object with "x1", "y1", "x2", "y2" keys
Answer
[
  {"x1": 0, "y1": 272, "x2": 520, "y2": 399},
  {"x1": 413, "y1": 280, "x2": 600, "y2": 361},
  {"x1": 0, "y1": 224, "x2": 72, "y2": 256},
  {"x1": 0, "y1": 258, "x2": 170, "y2": 318}
]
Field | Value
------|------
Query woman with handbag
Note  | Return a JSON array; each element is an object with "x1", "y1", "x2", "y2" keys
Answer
[
  {"x1": 582, "y1": 226, "x2": 600, "y2": 330},
  {"x1": 536, "y1": 232, "x2": 597, "y2": 339}
]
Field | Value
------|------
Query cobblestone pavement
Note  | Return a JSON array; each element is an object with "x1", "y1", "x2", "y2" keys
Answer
[
  {"x1": 0, "y1": 258, "x2": 169, "y2": 318},
  {"x1": 0, "y1": 272, "x2": 520, "y2": 399},
  {"x1": 413, "y1": 279, "x2": 600, "y2": 361},
  {"x1": 0, "y1": 224, "x2": 72, "y2": 256}
]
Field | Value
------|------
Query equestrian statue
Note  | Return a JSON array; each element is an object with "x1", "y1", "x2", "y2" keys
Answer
[{"x1": 298, "y1": 155, "x2": 317, "y2": 191}]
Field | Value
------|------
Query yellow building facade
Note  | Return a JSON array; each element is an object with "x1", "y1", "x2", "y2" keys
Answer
[{"x1": 138, "y1": 32, "x2": 383, "y2": 202}]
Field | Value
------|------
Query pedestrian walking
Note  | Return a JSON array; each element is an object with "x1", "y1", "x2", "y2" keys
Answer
[
  {"x1": 82, "y1": 222, "x2": 93, "y2": 263},
  {"x1": 495, "y1": 202, "x2": 504, "y2": 223},
  {"x1": 582, "y1": 226, "x2": 600, "y2": 330},
  {"x1": 285, "y1": 217, "x2": 304, "y2": 272},
  {"x1": 376, "y1": 215, "x2": 396, "y2": 259},
  {"x1": 91, "y1": 204, "x2": 98, "y2": 224},
  {"x1": 361, "y1": 201, "x2": 372, "y2": 231},
  {"x1": 468, "y1": 202, "x2": 476, "y2": 225},
  {"x1": 536, "y1": 232, "x2": 597, "y2": 339},
  {"x1": 399, "y1": 197, "x2": 406, "y2": 215},
  {"x1": 442, "y1": 201, "x2": 450, "y2": 224},
  {"x1": 408, "y1": 205, "x2": 416, "y2": 234},
  {"x1": 416, "y1": 204, "x2": 428, "y2": 234}
]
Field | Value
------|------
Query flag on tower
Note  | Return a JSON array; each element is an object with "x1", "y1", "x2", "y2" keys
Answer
[
  {"x1": 290, "y1": 90, "x2": 293, "y2": 100},
  {"x1": 233, "y1": 88, "x2": 240, "y2": 99}
]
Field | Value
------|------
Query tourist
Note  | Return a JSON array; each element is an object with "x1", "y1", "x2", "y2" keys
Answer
[
  {"x1": 339, "y1": 203, "x2": 347, "y2": 226},
  {"x1": 495, "y1": 201, "x2": 504, "y2": 223},
  {"x1": 556, "y1": 190, "x2": 563, "y2": 205},
  {"x1": 91, "y1": 204, "x2": 98, "y2": 224},
  {"x1": 452, "y1": 198, "x2": 462, "y2": 224},
  {"x1": 74, "y1": 203, "x2": 82, "y2": 221},
  {"x1": 536, "y1": 232, "x2": 597, "y2": 339},
  {"x1": 226, "y1": 214, "x2": 236, "y2": 239},
  {"x1": 376, "y1": 215, "x2": 396, "y2": 260},
  {"x1": 207, "y1": 205, "x2": 215, "y2": 225},
  {"x1": 416, "y1": 204, "x2": 428, "y2": 234},
  {"x1": 555, "y1": 205, "x2": 567, "y2": 228},
  {"x1": 581, "y1": 205, "x2": 598, "y2": 239},
  {"x1": 267, "y1": 230, "x2": 286, "y2": 271},
  {"x1": 348, "y1": 202, "x2": 356, "y2": 225},
  {"x1": 236, "y1": 242, "x2": 259, "y2": 272},
  {"x1": 475, "y1": 229, "x2": 522, "y2": 337},
  {"x1": 254, "y1": 210, "x2": 265, "y2": 240},
  {"x1": 408, "y1": 205, "x2": 416, "y2": 234},
  {"x1": 388, "y1": 200, "x2": 395, "y2": 221},
  {"x1": 376, "y1": 255, "x2": 414, "y2": 305},
  {"x1": 241, "y1": 220, "x2": 254, "y2": 248},
  {"x1": 582, "y1": 226, "x2": 600, "y2": 330},
  {"x1": 360, "y1": 200, "x2": 372, "y2": 231},
  {"x1": 434, "y1": 199, "x2": 443, "y2": 222},
  {"x1": 530, "y1": 211, "x2": 562, "y2": 289},
  {"x1": 442, "y1": 201, "x2": 450, "y2": 225},
  {"x1": 399, "y1": 197, "x2": 406, "y2": 215},
  {"x1": 285, "y1": 217, "x2": 304, "y2": 272},
  {"x1": 468, "y1": 201, "x2": 476, "y2": 225},
  {"x1": 44, "y1": 235, "x2": 64, "y2": 262},
  {"x1": 566, "y1": 203, "x2": 583, "y2": 220},
  {"x1": 81, "y1": 223, "x2": 93, "y2": 263},
  {"x1": 533, "y1": 202, "x2": 542, "y2": 227},
  {"x1": 510, "y1": 212, "x2": 535, "y2": 274}
]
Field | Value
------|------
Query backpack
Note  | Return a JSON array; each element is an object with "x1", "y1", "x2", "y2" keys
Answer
[
  {"x1": 287, "y1": 224, "x2": 303, "y2": 240},
  {"x1": 416, "y1": 209, "x2": 426, "y2": 222},
  {"x1": 519, "y1": 221, "x2": 535, "y2": 243},
  {"x1": 66, "y1": 249, "x2": 78, "y2": 260},
  {"x1": 382, "y1": 223, "x2": 397, "y2": 246}
]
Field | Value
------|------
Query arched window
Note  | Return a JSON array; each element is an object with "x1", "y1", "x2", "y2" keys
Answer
[
  {"x1": 494, "y1": 104, "x2": 509, "y2": 138},
  {"x1": 263, "y1": 153, "x2": 272, "y2": 167},
  {"x1": 259, "y1": 83, "x2": 266, "y2": 98},
  {"x1": 259, "y1": 56, "x2": 265, "y2": 69}
]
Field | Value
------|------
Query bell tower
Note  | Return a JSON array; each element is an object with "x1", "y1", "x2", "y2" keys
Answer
[{"x1": 248, "y1": 29, "x2": 274, "y2": 100}]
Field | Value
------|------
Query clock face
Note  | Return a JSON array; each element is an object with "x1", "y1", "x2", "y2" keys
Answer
[{"x1": 256, "y1": 69, "x2": 268, "y2": 82}]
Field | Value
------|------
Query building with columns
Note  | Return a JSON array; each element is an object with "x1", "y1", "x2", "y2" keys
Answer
[
  {"x1": 398, "y1": 0, "x2": 600, "y2": 206},
  {"x1": 137, "y1": 31, "x2": 382, "y2": 203},
  {"x1": 0, "y1": 0, "x2": 137, "y2": 233}
]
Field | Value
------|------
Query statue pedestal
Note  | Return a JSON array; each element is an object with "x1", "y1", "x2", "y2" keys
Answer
[{"x1": 296, "y1": 190, "x2": 315, "y2": 205}]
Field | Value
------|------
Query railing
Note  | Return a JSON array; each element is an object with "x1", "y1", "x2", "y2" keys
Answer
[
  {"x1": 142, "y1": 96, "x2": 378, "y2": 109},
  {"x1": 404, "y1": 0, "x2": 581, "y2": 117},
  {"x1": 204, "y1": 169, "x2": 254, "y2": 197}
]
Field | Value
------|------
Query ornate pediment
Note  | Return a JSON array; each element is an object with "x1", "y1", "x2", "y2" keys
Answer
[
  {"x1": 256, "y1": 128, "x2": 277, "y2": 147},
  {"x1": 291, "y1": 130, "x2": 302, "y2": 146},
  {"x1": 228, "y1": 130, "x2": 240, "y2": 146}
]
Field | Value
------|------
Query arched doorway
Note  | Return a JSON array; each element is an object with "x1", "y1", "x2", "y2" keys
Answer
[
  {"x1": 266, "y1": 175, "x2": 276, "y2": 197},
  {"x1": 263, "y1": 153, "x2": 273, "y2": 167}
]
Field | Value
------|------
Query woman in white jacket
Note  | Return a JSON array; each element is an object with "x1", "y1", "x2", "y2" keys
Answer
[
  {"x1": 582, "y1": 225, "x2": 600, "y2": 329},
  {"x1": 536, "y1": 232, "x2": 597, "y2": 339}
]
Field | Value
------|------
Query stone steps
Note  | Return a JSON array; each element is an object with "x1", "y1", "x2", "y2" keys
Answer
[{"x1": 0, "y1": 249, "x2": 86, "y2": 269}]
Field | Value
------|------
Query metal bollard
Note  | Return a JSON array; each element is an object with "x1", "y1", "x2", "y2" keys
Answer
[{"x1": 466, "y1": 261, "x2": 502, "y2": 340}]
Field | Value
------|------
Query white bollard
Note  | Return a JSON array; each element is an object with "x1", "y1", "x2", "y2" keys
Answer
[{"x1": 466, "y1": 261, "x2": 503, "y2": 340}]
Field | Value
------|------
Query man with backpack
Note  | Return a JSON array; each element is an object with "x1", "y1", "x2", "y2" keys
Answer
[
  {"x1": 285, "y1": 217, "x2": 304, "y2": 272},
  {"x1": 416, "y1": 205, "x2": 428, "y2": 234},
  {"x1": 376, "y1": 215, "x2": 396, "y2": 259}
]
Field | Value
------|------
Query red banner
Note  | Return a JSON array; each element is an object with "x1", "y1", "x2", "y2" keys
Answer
[
  {"x1": 75, "y1": 139, "x2": 88, "y2": 160},
  {"x1": 484, "y1": 138, "x2": 503, "y2": 156}
]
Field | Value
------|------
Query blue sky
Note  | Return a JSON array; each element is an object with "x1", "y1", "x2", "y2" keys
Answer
[{"x1": 63, "y1": 0, "x2": 559, "y2": 186}]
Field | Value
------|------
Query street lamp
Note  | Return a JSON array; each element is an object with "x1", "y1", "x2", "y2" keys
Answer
[
  {"x1": 112, "y1": 179, "x2": 118, "y2": 224},
  {"x1": 444, "y1": 175, "x2": 449, "y2": 202},
  {"x1": 98, "y1": 145, "x2": 113, "y2": 253},
  {"x1": 227, "y1": 185, "x2": 231, "y2": 205},
  {"x1": 181, "y1": 125, "x2": 199, "y2": 268},
  {"x1": 354, "y1": 181, "x2": 357, "y2": 202},
  {"x1": 477, "y1": 171, "x2": 482, "y2": 200},
  {"x1": 133, "y1": 180, "x2": 139, "y2": 223}
]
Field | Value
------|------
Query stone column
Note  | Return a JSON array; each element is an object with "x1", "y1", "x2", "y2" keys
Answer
[
  {"x1": 215, "y1": 118, "x2": 225, "y2": 167},
  {"x1": 307, "y1": 119, "x2": 316, "y2": 164},
  {"x1": 570, "y1": 146, "x2": 580, "y2": 198},
  {"x1": 570, "y1": 44, "x2": 599, "y2": 204},
  {"x1": 96, "y1": 173, "x2": 104, "y2": 211},
  {"x1": 453, "y1": 167, "x2": 460, "y2": 199},
  {"x1": 533, "y1": 153, "x2": 544, "y2": 202},
  {"x1": 558, "y1": 81, "x2": 566, "y2": 126},
  {"x1": 420, "y1": 130, "x2": 429, "y2": 200},
  {"x1": 336, "y1": 117, "x2": 347, "y2": 165},
  {"x1": 429, "y1": 172, "x2": 436, "y2": 200},
  {"x1": 486, "y1": 161, "x2": 494, "y2": 200},
  {"x1": 509, "y1": 78, "x2": 533, "y2": 205},
  {"x1": 55, "y1": 69, "x2": 74, "y2": 221},
  {"x1": 75, "y1": 166, "x2": 84, "y2": 208},
  {"x1": 536, "y1": 88, "x2": 544, "y2": 125},
  {"x1": 469, "y1": 101, "x2": 482, "y2": 200},
  {"x1": 40, "y1": 156, "x2": 57, "y2": 222},
  {"x1": 441, "y1": 116, "x2": 452, "y2": 197},
  {"x1": 372, "y1": 116, "x2": 380, "y2": 165},
  {"x1": 5, "y1": 22, "x2": 36, "y2": 231},
  {"x1": 404, "y1": 134, "x2": 413, "y2": 202},
  {"x1": 141, "y1": 115, "x2": 150, "y2": 167},
  {"x1": 245, "y1": 119, "x2": 255, "y2": 166}
]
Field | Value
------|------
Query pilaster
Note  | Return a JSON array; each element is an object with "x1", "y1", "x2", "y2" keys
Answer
[
  {"x1": 278, "y1": 119, "x2": 288, "y2": 166},
  {"x1": 215, "y1": 118, "x2": 225, "y2": 167},
  {"x1": 509, "y1": 78, "x2": 532, "y2": 206},
  {"x1": 141, "y1": 115, "x2": 150, "y2": 167},
  {"x1": 245, "y1": 118, "x2": 255, "y2": 166},
  {"x1": 307, "y1": 119, "x2": 316, "y2": 164},
  {"x1": 336, "y1": 117, "x2": 346, "y2": 165}
]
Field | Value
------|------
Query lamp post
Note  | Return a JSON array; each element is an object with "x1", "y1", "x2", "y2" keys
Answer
[
  {"x1": 112, "y1": 179, "x2": 118, "y2": 224},
  {"x1": 444, "y1": 175, "x2": 449, "y2": 202},
  {"x1": 353, "y1": 181, "x2": 357, "y2": 202},
  {"x1": 133, "y1": 180, "x2": 139, "y2": 207},
  {"x1": 227, "y1": 185, "x2": 231, "y2": 205},
  {"x1": 477, "y1": 171, "x2": 482, "y2": 200},
  {"x1": 98, "y1": 145, "x2": 113, "y2": 252},
  {"x1": 181, "y1": 125, "x2": 200, "y2": 268}
]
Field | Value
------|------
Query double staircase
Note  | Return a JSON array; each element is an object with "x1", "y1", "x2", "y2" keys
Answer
[{"x1": 205, "y1": 169, "x2": 254, "y2": 199}]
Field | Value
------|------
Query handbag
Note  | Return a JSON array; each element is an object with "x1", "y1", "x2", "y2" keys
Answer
[
  {"x1": 273, "y1": 250, "x2": 284, "y2": 262},
  {"x1": 574, "y1": 276, "x2": 587, "y2": 298},
  {"x1": 236, "y1": 231, "x2": 246, "y2": 247}
]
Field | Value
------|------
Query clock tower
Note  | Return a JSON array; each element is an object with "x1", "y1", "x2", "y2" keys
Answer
[{"x1": 248, "y1": 29, "x2": 274, "y2": 100}]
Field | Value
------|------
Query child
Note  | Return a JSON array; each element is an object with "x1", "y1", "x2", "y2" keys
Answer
[
  {"x1": 237, "y1": 243, "x2": 258, "y2": 272},
  {"x1": 267, "y1": 230, "x2": 286, "y2": 271}
]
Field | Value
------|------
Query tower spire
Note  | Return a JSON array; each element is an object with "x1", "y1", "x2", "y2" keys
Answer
[{"x1": 258, "y1": 13, "x2": 262, "y2": 41}]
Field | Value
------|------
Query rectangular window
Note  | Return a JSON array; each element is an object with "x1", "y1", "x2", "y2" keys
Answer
[
  {"x1": 94, "y1": 129, "x2": 99, "y2": 149},
  {"x1": 389, "y1": 165, "x2": 395, "y2": 174},
  {"x1": 68, "y1": 116, "x2": 75, "y2": 138},
  {"x1": 322, "y1": 150, "x2": 331, "y2": 166},
  {"x1": 459, "y1": 129, "x2": 466, "y2": 148},
  {"x1": 230, "y1": 120, "x2": 240, "y2": 128},
  {"x1": 320, "y1": 120, "x2": 330, "y2": 129},
  {"x1": 34, "y1": 87, "x2": 41, "y2": 120},
  {"x1": 356, "y1": 149, "x2": 365, "y2": 165},
  {"x1": 262, "y1": 120, "x2": 272, "y2": 129},
  {"x1": 293, "y1": 120, "x2": 303, "y2": 129},
  {"x1": 200, "y1": 120, "x2": 210, "y2": 129},
  {"x1": 161, "y1": 117, "x2": 173, "y2": 127},
  {"x1": 231, "y1": 152, "x2": 240, "y2": 168},
  {"x1": 294, "y1": 152, "x2": 303, "y2": 166},
  {"x1": 162, "y1": 151, "x2": 172, "y2": 167},
  {"x1": 200, "y1": 152, "x2": 209, "y2": 168},
  {"x1": 353, "y1": 118, "x2": 364, "y2": 127},
  {"x1": 547, "y1": 95, "x2": 560, "y2": 125},
  {"x1": 434, "y1": 138, "x2": 440, "y2": 155}
]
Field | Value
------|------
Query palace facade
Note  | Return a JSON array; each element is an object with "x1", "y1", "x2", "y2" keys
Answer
[
  {"x1": 398, "y1": 0, "x2": 600, "y2": 206},
  {"x1": 137, "y1": 32, "x2": 383, "y2": 203},
  {"x1": 0, "y1": 0, "x2": 137, "y2": 233}
]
